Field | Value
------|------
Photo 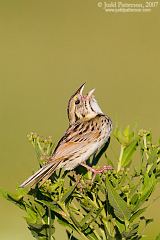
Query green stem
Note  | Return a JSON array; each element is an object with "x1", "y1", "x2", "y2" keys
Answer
[
  {"x1": 48, "y1": 207, "x2": 52, "y2": 240},
  {"x1": 117, "y1": 145, "x2": 125, "y2": 172},
  {"x1": 143, "y1": 134, "x2": 149, "y2": 160}
]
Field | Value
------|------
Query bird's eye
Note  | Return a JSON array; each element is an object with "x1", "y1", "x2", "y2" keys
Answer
[{"x1": 75, "y1": 99, "x2": 80, "y2": 105}]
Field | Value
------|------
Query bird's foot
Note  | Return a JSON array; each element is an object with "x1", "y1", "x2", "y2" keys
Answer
[{"x1": 80, "y1": 163, "x2": 113, "y2": 182}]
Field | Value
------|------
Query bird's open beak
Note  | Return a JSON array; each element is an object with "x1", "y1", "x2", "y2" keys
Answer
[
  {"x1": 75, "y1": 83, "x2": 86, "y2": 96},
  {"x1": 87, "y1": 88, "x2": 95, "y2": 98}
]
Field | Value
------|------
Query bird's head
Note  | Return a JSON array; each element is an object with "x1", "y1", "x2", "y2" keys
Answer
[{"x1": 68, "y1": 83, "x2": 104, "y2": 124}]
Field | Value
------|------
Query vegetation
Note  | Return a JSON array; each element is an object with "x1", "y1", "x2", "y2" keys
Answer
[{"x1": 1, "y1": 127, "x2": 160, "y2": 240}]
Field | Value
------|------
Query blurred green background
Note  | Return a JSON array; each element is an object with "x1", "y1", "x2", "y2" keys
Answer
[{"x1": 0, "y1": 1, "x2": 160, "y2": 239}]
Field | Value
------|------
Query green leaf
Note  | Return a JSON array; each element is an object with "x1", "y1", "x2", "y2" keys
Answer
[
  {"x1": 0, "y1": 188, "x2": 11, "y2": 200},
  {"x1": 130, "y1": 193, "x2": 139, "y2": 205},
  {"x1": 82, "y1": 228, "x2": 100, "y2": 240},
  {"x1": 36, "y1": 199, "x2": 63, "y2": 215},
  {"x1": 115, "y1": 219, "x2": 125, "y2": 233},
  {"x1": 148, "y1": 149, "x2": 158, "y2": 164},
  {"x1": 105, "y1": 177, "x2": 132, "y2": 221},
  {"x1": 0, "y1": 188, "x2": 27, "y2": 210},
  {"x1": 69, "y1": 210, "x2": 82, "y2": 228},
  {"x1": 121, "y1": 138, "x2": 139, "y2": 168},
  {"x1": 122, "y1": 223, "x2": 139, "y2": 239},
  {"x1": 25, "y1": 207, "x2": 37, "y2": 224},
  {"x1": 155, "y1": 233, "x2": 160, "y2": 240},
  {"x1": 0, "y1": 187, "x2": 27, "y2": 201},
  {"x1": 28, "y1": 223, "x2": 55, "y2": 240},
  {"x1": 80, "y1": 207, "x2": 103, "y2": 230},
  {"x1": 114, "y1": 126, "x2": 135, "y2": 145},
  {"x1": 130, "y1": 207, "x2": 147, "y2": 223},
  {"x1": 61, "y1": 183, "x2": 77, "y2": 203},
  {"x1": 34, "y1": 200, "x2": 46, "y2": 217},
  {"x1": 123, "y1": 126, "x2": 134, "y2": 143},
  {"x1": 57, "y1": 217, "x2": 77, "y2": 233},
  {"x1": 80, "y1": 210, "x2": 93, "y2": 228},
  {"x1": 135, "y1": 173, "x2": 156, "y2": 209}
]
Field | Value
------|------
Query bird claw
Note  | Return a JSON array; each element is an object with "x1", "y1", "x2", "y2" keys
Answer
[
  {"x1": 90, "y1": 165, "x2": 113, "y2": 174},
  {"x1": 80, "y1": 163, "x2": 113, "y2": 183}
]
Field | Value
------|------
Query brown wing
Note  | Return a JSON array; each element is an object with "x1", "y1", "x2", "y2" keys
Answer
[{"x1": 50, "y1": 119, "x2": 99, "y2": 161}]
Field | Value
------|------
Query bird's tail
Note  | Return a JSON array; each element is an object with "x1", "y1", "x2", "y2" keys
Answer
[{"x1": 20, "y1": 160, "x2": 61, "y2": 188}]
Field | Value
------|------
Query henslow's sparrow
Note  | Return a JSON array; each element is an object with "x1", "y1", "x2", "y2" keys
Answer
[{"x1": 20, "y1": 84, "x2": 112, "y2": 187}]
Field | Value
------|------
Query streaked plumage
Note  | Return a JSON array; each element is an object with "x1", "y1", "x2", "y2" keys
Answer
[{"x1": 20, "y1": 84, "x2": 112, "y2": 188}]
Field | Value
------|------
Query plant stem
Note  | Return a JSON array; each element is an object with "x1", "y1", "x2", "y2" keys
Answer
[
  {"x1": 143, "y1": 133, "x2": 149, "y2": 159},
  {"x1": 117, "y1": 145, "x2": 125, "y2": 172},
  {"x1": 48, "y1": 207, "x2": 52, "y2": 240}
]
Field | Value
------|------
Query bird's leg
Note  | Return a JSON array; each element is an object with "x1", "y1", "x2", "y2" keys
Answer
[
  {"x1": 81, "y1": 163, "x2": 113, "y2": 173},
  {"x1": 80, "y1": 163, "x2": 113, "y2": 182}
]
